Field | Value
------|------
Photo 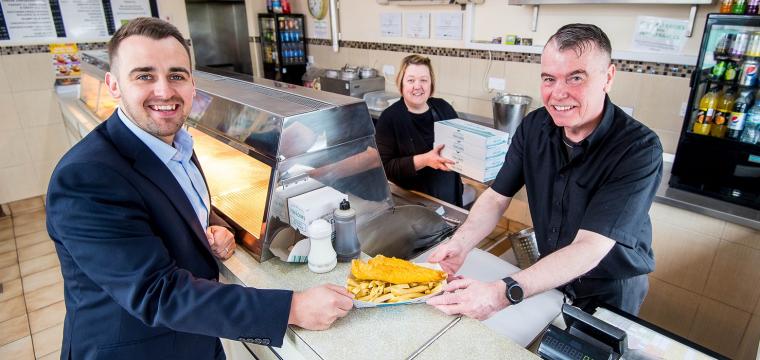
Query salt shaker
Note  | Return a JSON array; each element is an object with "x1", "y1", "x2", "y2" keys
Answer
[
  {"x1": 334, "y1": 199, "x2": 360, "y2": 262},
  {"x1": 307, "y1": 219, "x2": 337, "y2": 273}
]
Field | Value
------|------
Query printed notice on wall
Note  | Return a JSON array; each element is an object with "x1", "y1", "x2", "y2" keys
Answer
[
  {"x1": 111, "y1": 0, "x2": 151, "y2": 30},
  {"x1": 313, "y1": 19, "x2": 329, "y2": 39},
  {"x1": 59, "y1": 0, "x2": 108, "y2": 39},
  {"x1": 632, "y1": 16, "x2": 688, "y2": 53},
  {"x1": 380, "y1": 13, "x2": 402, "y2": 37},
  {"x1": 405, "y1": 13, "x2": 429, "y2": 39},
  {"x1": 1, "y1": 0, "x2": 57, "y2": 41},
  {"x1": 434, "y1": 12, "x2": 462, "y2": 40}
]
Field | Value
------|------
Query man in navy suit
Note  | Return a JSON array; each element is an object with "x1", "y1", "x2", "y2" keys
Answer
[{"x1": 46, "y1": 17, "x2": 353, "y2": 360}]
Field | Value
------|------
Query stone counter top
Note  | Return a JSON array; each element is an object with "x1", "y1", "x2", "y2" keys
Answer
[{"x1": 218, "y1": 247, "x2": 539, "y2": 360}]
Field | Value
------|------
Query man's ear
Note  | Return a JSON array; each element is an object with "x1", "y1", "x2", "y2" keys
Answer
[
  {"x1": 104, "y1": 71, "x2": 122, "y2": 100},
  {"x1": 604, "y1": 63, "x2": 616, "y2": 93}
]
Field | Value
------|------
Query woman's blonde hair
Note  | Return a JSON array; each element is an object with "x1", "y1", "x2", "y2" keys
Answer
[{"x1": 395, "y1": 54, "x2": 435, "y2": 96}]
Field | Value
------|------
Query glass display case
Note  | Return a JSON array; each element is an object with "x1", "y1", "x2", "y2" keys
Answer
[{"x1": 79, "y1": 52, "x2": 117, "y2": 121}]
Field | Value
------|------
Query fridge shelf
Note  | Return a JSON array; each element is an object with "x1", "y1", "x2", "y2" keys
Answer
[{"x1": 684, "y1": 130, "x2": 760, "y2": 151}]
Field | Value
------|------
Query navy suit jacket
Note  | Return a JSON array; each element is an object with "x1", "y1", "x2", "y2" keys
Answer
[{"x1": 46, "y1": 113, "x2": 292, "y2": 360}]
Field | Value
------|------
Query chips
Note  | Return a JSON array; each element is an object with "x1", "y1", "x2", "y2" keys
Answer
[{"x1": 346, "y1": 256, "x2": 446, "y2": 305}]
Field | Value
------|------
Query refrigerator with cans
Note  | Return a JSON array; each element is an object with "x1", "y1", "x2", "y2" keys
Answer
[
  {"x1": 671, "y1": 13, "x2": 760, "y2": 210},
  {"x1": 257, "y1": 13, "x2": 307, "y2": 85}
]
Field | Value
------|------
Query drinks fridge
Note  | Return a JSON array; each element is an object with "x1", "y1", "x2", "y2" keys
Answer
[
  {"x1": 258, "y1": 13, "x2": 307, "y2": 85},
  {"x1": 671, "y1": 13, "x2": 760, "y2": 210}
]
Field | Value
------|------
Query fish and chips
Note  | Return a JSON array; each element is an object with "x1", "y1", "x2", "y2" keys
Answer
[{"x1": 347, "y1": 255, "x2": 446, "y2": 305}]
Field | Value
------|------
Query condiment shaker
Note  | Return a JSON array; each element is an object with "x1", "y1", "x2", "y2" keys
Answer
[
  {"x1": 307, "y1": 219, "x2": 337, "y2": 273},
  {"x1": 333, "y1": 199, "x2": 360, "y2": 262}
]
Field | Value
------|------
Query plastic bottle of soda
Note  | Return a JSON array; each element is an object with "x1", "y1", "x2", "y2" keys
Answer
[
  {"x1": 740, "y1": 104, "x2": 760, "y2": 144},
  {"x1": 728, "y1": 89, "x2": 755, "y2": 139},
  {"x1": 733, "y1": 0, "x2": 748, "y2": 14},
  {"x1": 721, "y1": 0, "x2": 734, "y2": 13},
  {"x1": 748, "y1": 0, "x2": 760, "y2": 14},
  {"x1": 694, "y1": 85, "x2": 720, "y2": 135},
  {"x1": 713, "y1": 87, "x2": 736, "y2": 138}
]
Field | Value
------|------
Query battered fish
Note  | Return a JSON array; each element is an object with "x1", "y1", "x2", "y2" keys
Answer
[{"x1": 351, "y1": 255, "x2": 447, "y2": 284}]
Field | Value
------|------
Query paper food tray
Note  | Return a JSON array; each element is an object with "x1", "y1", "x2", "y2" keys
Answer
[{"x1": 349, "y1": 262, "x2": 447, "y2": 308}]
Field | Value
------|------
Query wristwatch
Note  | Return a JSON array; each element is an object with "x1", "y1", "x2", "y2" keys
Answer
[{"x1": 502, "y1": 277, "x2": 524, "y2": 305}]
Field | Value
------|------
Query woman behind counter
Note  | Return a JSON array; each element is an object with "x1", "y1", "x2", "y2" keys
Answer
[{"x1": 375, "y1": 54, "x2": 464, "y2": 207}]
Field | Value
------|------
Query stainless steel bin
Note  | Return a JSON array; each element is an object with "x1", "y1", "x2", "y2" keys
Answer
[{"x1": 492, "y1": 94, "x2": 532, "y2": 138}]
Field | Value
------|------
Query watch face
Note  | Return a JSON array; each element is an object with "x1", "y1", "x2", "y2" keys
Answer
[{"x1": 508, "y1": 284, "x2": 524, "y2": 302}]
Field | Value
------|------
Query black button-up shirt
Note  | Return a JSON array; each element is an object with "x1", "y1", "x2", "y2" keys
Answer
[{"x1": 492, "y1": 96, "x2": 662, "y2": 281}]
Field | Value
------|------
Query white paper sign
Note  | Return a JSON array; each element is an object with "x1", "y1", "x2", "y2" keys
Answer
[
  {"x1": 632, "y1": 16, "x2": 688, "y2": 53},
  {"x1": 1, "y1": 0, "x2": 57, "y2": 40},
  {"x1": 434, "y1": 12, "x2": 462, "y2": 40},
  {"x1": 313, "y1": 19, "x2": 330, "y2": 39},
  {"x1": 59, "y1": 0, "x2": 109, "y2": 39},
  {"x1": 111, "y1": 0, "x2": 152, "y2": 30},
  {"x1": 380, "y1": 13, "x2": 402, "y2": 37},
  {"x1": 405, "y1": 13, "x2": 429, "y2": 39}
]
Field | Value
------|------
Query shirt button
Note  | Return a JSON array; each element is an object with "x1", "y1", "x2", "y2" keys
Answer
[{"x1": 552, "y1": 227, "x2": 558, "y2": 233}]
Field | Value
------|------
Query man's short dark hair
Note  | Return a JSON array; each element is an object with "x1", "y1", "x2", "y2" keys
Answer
[
  {"x1": 107, "y1": 17, "x2": 191, "y2": 68},
  {"x1": 547, "y1": 24, "x2": 612, "y2": 62}
]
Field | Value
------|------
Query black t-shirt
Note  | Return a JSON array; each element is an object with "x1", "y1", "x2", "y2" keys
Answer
[
  {"x1": 491, "y1": 96, "x2": 663, "y2": 283},
  {"x1": 410, "y1": 109, "x2": 435, "y2": 149}
]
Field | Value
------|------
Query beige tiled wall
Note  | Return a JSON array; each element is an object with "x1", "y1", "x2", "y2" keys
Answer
[
  {"x1": 0, "y1": 53, "x2": 71, "y2": 204},
  {"x1": 309, "y1": 44, "x2": 690, "y2": 155}
]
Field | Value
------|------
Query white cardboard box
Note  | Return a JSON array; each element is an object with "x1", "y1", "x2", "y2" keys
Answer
[
  {"x1": 434, "y1": 119, "x2": 509, "y2": 148},
  {"x1": 434, "y1": 119, "x2": 509, "y2": 182},
  {"x1": 287, "y1": 186, "x2": 346, "y2": 236}
]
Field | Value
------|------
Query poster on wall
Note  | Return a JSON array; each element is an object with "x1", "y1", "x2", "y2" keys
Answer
[
  {"x1": 405, "y1": 13, "x2": 429, "y2": 39},
  {"x1": 434, "y1": 12, "x2": 462, "y2": 40},
  {"x1": 50, "y1": 43, "x2": 81, "y2": 85},
  {"x1": 59, "y1": 0, "x2": 108, "y2": 39},
  {"x1": 632, "y1": 16, "x2": 688, "y2": 53},
  {"x1": 380, "y1": 13, "x2": 402, "y2": 38},
  {"x1": 1, "y1": 0, "x2": 57, "y2": 41},
  {"x1": 313, "y1": 19, "x2": 329, "y2": 39},
  {"x1": 111, "y1": 0, "x2": 151, "y2": 30}
]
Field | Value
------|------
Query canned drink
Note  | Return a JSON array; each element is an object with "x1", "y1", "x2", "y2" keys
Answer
[
  {"x1": 748, "y1": 33, "x2": 760, "y2": 57},
  {"x1": 740, "y1": 60, "x2": 759, "y2": 86},
  {"x1": 731, "y1": 32, "x2": 750, "y2": 59}
]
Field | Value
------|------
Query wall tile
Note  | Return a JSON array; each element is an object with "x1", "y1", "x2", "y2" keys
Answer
[
  {"x1": 468, "y1": 58, "x2": 505, "y2": 101},
  {"x1": 0, "y1": 314, "x2": 30, "y2": 346},
  {"x1": 1, "y1": 54, "x2": 54, "y2": 92},
  {"x1": 342, "y1": 47, "x2": 370, "y2": 68},
  {"x1": 0, "y1": 58, "x2": 10, "y2": 94},
  {"x1": 703, "y1": 241, "x2": 760, "y2": 312},
  {"x1": 638, "y1": 277, "x2": 700, "y2": 338},
  {"x1": 436, "y1": 55, "x2": 470, "y2": 97},
  {"x1": 689, "y1": 297, "x2": 750, "y2": 359},
  {"x1": 28, "y1": 301, "x2": 65, "y2": 334},
  {"x1": 502, "y1": 61, "x2": 541, "y2": 105},
  {"x1": 0, "y1": 130, "x2": 30, "y2": 169},
  {"x1": 0, "y1": 94, "x2": 20, "y2": 131},
  {"x1": 35, "y1": 157, "x2": 64, "y2": 194},
  {"x1": 0, "y1": 336, "x2": 34, "y2": 360},
  {"x1": 737, "y1": 314, "x2": 760, "y2": 360},
  {"x1": 13, "y1": 90, "x2": 62, "y2": 129},
  {"x1": 649, "y1": 219, "x2": 720, "y2": 294},
  {"x1": 649, "y1": 202, "x2": 725, "y2": 239},
  {"x1": 467, "y1": 98, "x2": 493, "y2": 119},
  {"x1": 23, "y1": 123, "x2": 70, "y2": 163},
  {"x1": 436, "y1": 92, "x2": 469, "y2": 112},
  {"x1": 722, "y1": 222, "x2": 760, "y2": 250},
  {"x1": 608, "y1": 70, "x2": 642, "y2": 109},
  {"x1": 0, "y1": 164, "x2": 42, "y2": 205},
  {"x1": 0, "y1": 296, "x2": 26, "y2": 323},
  {"x1": 635, "y1": 74, "x2": 690, "y2": 135},
  {"x1": 652, "y1": 128, "x2": 679, "y2": 155}
]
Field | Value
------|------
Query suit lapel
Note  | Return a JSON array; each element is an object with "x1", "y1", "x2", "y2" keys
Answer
[{"x1": 105, "y1": 114, "x2": 213, "y2": 254}]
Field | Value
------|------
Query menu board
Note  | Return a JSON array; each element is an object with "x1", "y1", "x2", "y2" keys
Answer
[{"x1": 0, "y1": 0, "x2": 156, "y2": 42}]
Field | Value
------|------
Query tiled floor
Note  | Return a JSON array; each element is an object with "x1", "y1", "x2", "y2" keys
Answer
[{"x1": 0, "y1": 197, "x2": 63, "y2": 360}]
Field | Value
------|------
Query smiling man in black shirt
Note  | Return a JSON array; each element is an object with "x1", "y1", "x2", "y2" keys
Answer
[{"x1": 427, "y1": 24, "x2": 662, "y2": 318}]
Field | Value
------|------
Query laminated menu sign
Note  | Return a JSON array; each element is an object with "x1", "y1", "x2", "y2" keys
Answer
[
  {"x1": 1, "y1": 0, "x2": 57, "y2": 41},
  {"x1": 632, "y1": 16, "x2": 688, "y2": 53},
  {"x1": 112, "y1": 0, "x2": 151, "y2": 30},
  {"x1": 58, "y1": 0, "x2": 108, "y2": 39},
  {"x1": 50, "y1": 43, "x2": 81, "y2": 84}
]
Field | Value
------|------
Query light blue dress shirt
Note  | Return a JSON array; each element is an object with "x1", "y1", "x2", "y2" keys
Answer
[{"x1": 117, "y1": 108, "x2": 210, "y2": 230}]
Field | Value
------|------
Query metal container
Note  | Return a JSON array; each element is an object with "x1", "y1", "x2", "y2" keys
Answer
[
  {"x1": 359, "y1": 67, "x2": 378, "y2": 79},
  {"x1": 325, "y1": 69, "x2": 340, "y2": 78},
  {"x1": 509, "y1": 228, "x2": 540, "y2": 269},
  {"x1": 492, "y1": 94, "x2": 532, "y2": 138}
]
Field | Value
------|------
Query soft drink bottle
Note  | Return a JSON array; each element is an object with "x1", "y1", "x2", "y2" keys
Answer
[
  {"x1": 728, "y1": 89, "x2": 755, "y2": 139},
  {"x1": 721, "y1": 0, "x2": 734, "y2": 13},
  {"x1": 740, "y1": 105, "x2": 760, "y2": 144},
  {"x1": 733, "y1": 0, "x2": 748, "y2": 14},
  {"x1": 713, "y1": 87, "x2": 736, "y2": 138},
  {"x1": 694, "y1": 85, "x2": 720, "y2": 135},
  {"x1": 749, "y1": 0, "x2": 760, "y2": 14}
]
